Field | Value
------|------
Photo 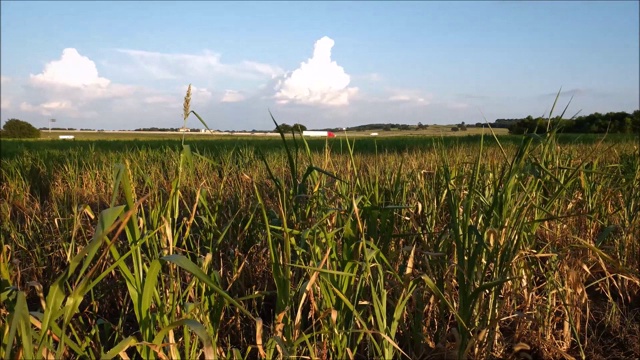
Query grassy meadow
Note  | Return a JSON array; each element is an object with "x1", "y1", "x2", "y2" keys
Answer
[{"x1": 1, "y1": 106, "x2": 639, "y2": 359}]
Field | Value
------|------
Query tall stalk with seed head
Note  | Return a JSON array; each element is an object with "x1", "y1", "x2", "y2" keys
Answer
[{"x1": 182, "y1": 84, "x2": 192, "y2": 146}]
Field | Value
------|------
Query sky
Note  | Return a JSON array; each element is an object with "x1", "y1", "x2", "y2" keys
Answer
[{"x1": 1, "y1": 1, "x2": 638, "y2": 131}]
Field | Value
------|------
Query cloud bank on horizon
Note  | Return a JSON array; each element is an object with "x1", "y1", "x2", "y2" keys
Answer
[{"x1": 2, "y1": 36, "x2": 438, "y2": 129}]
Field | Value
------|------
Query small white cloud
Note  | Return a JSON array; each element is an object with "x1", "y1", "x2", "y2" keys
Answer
[
  {"x1": 274, "y1": 36, "x2": 358, "y2": 106},
  {"x1": 0, "y1": 76, "x2": 10, "y2": 85},
  {"x1": 181, "y1": 85, "x2": 213, "y2": 104},
  {"x1": 389, "y1": 95, "x2": 413, "y2": 102},
  {"x1": 20, "y1": 100, "x2": 78, "y2": 117},
  {"x1": 241, "y1": 61, "x2": 284, "y2": 79},
  {"x1": 386, "y1": 89, "x2": 431, "y2": 105},
  {"x1": 41, "y1": 101, "x2": 74, "y2": 110},
  {"x1": 20, "y1": 101, "x2": 46, "y2": 115},
  {"x1": 20, "y1": 102, "x2": 38, "y2": 112},
  {"x1": 193, "y1": 86, "x2": 213, "y2": 100},
  {"x1": 30, "y1": 48, "x2": 110, "y2": 88},
  {"x1": 221, "y1": 90, "x2": 245, "y2": 103}
]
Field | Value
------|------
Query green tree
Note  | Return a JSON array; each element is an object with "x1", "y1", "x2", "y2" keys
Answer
[
  {"x1": 274, "y1": 123, "x2": 293, "y2": 133},
  {"x1": 1, "y1": 119, "x2": 41, "y2": 138},
  {"x1": 292, "y1": 123, "x2": 307, "y2": 133}
]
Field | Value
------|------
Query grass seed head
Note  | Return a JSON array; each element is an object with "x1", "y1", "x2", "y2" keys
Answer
[{"x1": 183, "y1": 84, "x2": 192, "y2": 121}]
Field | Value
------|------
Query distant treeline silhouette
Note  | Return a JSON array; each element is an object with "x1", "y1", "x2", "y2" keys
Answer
[
  {"x1": 30, "y1": 109, "x2": 639, "y2": 134},
  {"x1": 493, "y1": 110, "x2": 639, "y2": 134}
]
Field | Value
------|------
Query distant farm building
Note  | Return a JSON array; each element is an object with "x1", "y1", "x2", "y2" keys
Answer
[
  {"x1": 59, "y1": 135, "x2": 75, "y2": 140},
  {"x1": 302, "y1": 130, "x2": 336, "y2": 138},
  {"x1": 178, "y1": 127, "x2": 191, "y2": 132}
]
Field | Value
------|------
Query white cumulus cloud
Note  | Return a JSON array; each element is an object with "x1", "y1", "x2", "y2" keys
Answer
[
  {"x1": 221, "y1": 90, "x2": 245, "y2": 103},
  {"x1": 30, "y1": 48, "x2": 110, "y2": 88},
  {"x1": 274, "y1": 36, "x2": 358, "y2": 106},
  {"x1": 19, "y1": 48, "x2": 143, "y2": 120}
]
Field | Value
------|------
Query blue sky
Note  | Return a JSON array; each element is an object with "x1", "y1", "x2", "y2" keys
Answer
[{"x1": 1, "y1": 1, "x2": 638, "y2": 130}]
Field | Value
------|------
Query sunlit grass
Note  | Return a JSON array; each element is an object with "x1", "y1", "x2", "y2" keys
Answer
[{"x1": 1, "y1": 92, "x2": 639, "y2": 359}]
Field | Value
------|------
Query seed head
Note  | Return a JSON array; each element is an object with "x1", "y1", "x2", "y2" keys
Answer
[{"x1": 183, "y1": 84, "x2": 192, "y2": 121}]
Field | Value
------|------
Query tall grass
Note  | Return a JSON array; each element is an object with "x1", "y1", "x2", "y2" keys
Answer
[{"x1": 1, "y1": 92, "x2": 639, "y2": 359}]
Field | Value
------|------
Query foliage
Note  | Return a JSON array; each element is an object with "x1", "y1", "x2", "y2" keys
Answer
[
  {"x1": 274, "y1": 123, "x2": 292, "y2": 133},
  {"x1": 321, "y1": 123, "x2": 423, "y2": 132},
  {"x1": 292, "y1": 123, "x2": 307, "y2": 132},
  {"x1": 1, "y1": 98, "x2": 639, "y2": 359},
  {"x1": 1, "y1": 119, "x2": 41, "y2": 139},
  {"x1": 273, "y1": 123, "x2": 308, "y2": 133},
  {"x1": 501, "y1": 110, "x2": 640, "y2": 134}
]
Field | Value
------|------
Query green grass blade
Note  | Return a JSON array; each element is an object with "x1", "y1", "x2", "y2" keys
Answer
[{"x1": 160, "y1": 254, "x2": 255, "y2": 320}]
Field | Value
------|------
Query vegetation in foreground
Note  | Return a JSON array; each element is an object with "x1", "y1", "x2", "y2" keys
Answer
[{"x1": 1, "y1": 92, "x2": 639, "y2": 359}]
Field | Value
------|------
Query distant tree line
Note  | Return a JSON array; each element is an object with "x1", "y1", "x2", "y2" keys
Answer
[
  {"x1": 450, "y1": 122, "x2": 468, "y2": 132},
  {"x1": 134, "y1": 127, "x2": 192, "y2": 132},
  {"x1": 273, "y1": 123, "x2": 307, "y2": 133},
  {"x1": 38, "y1": 127, "x2": 77, "y2": 131},
  {"x1": 318, "y1": 123, "x2": 430, "y2": 132},
  {"x1": 489, "y1": 110, "x2": 639, "y2": 135}
]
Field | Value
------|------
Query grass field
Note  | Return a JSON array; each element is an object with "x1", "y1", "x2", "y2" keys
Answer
[{"x1": 2, "y1": 117, "x2": 639, "y2": 359}]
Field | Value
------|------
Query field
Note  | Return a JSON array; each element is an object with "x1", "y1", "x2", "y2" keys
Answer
[
  {"x1": 1, "y1": 127, "x2": 639, "y2": 359},
  {"x1": 35, "y1": 125, "x2": 510, "y2": 140}
]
